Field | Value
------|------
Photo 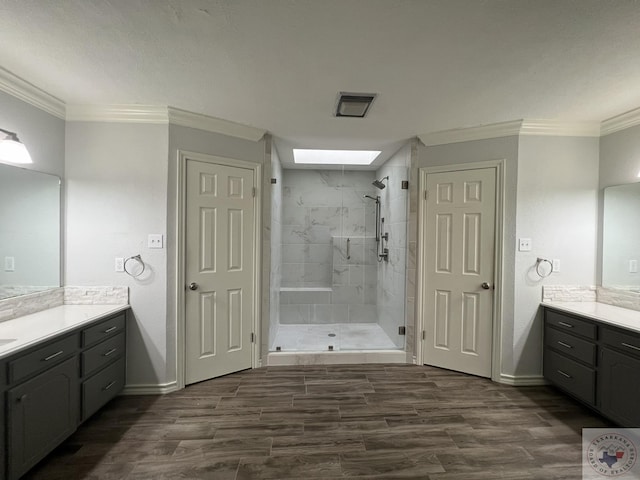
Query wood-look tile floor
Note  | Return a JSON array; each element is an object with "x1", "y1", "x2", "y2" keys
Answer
[{"x1": 24, "y1": 364, "x2": 611, "y2": 479}]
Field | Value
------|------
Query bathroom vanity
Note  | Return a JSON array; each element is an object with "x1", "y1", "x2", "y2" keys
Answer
[
  {"x1": 0, "y1": 305, "x2": 128, "y2": 480},
  {"x1": 543, "y1": 302, "x2": 640, "y2": 427}
]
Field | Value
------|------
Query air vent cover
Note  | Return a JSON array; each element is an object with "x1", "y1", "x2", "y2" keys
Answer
[{"x1": 335, "y1": 92, "x2": 376, "y2": 118}]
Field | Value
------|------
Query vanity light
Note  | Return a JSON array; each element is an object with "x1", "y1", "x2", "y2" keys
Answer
[{"x1": 0, "y1": 128, "x2": 32, "y2": 164}]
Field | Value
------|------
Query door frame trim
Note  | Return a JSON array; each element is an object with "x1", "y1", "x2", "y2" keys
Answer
[
  {"x1": 175, "y1": 150, "x2": 262, "y2": 390},
  {"x1": 416, "y1": 159, "x2": 505, "y2": 382}
]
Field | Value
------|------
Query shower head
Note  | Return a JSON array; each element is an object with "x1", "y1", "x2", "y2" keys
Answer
[
  {"x1": 372, "y1": 176, "x2": 389, "y2": 189},
  {"x1": 363, "y1": 194, "x2": 379, "y2": 203}
]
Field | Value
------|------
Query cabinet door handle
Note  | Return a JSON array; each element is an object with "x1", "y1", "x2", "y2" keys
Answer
[
  {"x1": 104, "y1": 326, "x2": 118, "y2": 333},
  {"x1": 557, "y1": 341, "x2": 573, "y2": 349},
  {"x1": 43, "y1": 350, "x2": 63, "y2": 361},
  {"x1": 17, "y1": 394, "x2": 27, "y2": 403},
  {"x1": 621, "y1": 342, "x2": 640, "y2": 352},
  {"x1": 557, "y1": 370, "x2": 572, "y2": 379},
  {"x1": 103, "y1": 348, "x2": 118, "y2": 357},
  {"x1": 103, "y1": 381, "x2": 117, "y2": 391},
  {"x1": 558, "y1": 321, "x2": 573, "y2": 328}
]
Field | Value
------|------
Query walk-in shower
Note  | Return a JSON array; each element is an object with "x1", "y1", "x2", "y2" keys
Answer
[{"x1": 268, "y1": 159, "x2": 409, "y2": 357}]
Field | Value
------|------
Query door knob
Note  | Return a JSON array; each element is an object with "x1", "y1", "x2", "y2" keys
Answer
[
  {"x1": 188, "y1": 282, "x2": 198, "y2": 291},
  {"x1": 481, "y1": 282, "x2": 491, "y2": 290}
]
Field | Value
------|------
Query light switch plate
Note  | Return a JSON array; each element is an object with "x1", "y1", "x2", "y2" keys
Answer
[
  {"x1": 148, "y1": 234, "x2": 164, "y2": 249},
  {"x1": 630, "y1": 259, "x2": 638, "y2": 273},
  {"x1": 552, "y1": 259, "x2": 560, "y2": 272},
  {"x1": 115, "y1": 257, "x2": 124, "y2": 272},
  {"x1": 4, "y1": 256, "x2": 15, "y2": 272},
  {"x1": 518, "y1": 238, "x2": 532, "y2": 252}
]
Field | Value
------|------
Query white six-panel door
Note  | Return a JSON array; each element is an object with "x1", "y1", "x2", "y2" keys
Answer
[
  {"x1": 423, "y1": 167, "x2": 496, "y2": 378},
  {"x1": 185, "y1": 159, "x2": 255, "y2": 384}
]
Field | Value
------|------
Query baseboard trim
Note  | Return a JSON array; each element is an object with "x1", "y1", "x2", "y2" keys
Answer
[
  {"x1": 120, "y1": 381, "x2": 179, "y2": 396},
  {"x1": 498, "y1": 374, "x2": 547, "y2": 386}
]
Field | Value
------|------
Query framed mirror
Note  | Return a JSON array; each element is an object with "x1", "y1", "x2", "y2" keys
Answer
[
  {"x1": 602, "y1": 182, "x2": 640, "y2": 289},
  {"x1": 0, "y1": 163, "x2": 61, "y2": 300}
]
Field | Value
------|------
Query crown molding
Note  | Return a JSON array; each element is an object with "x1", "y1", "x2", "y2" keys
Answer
[
  {"x1": 0, "y1": 67, "x2": 66, "y2": 119},
  {"x1": 419, "y1": 118, "x2": 602, "y2": 146},
  {"x1": 65, "y1": 104, "x2": 169, "y2": 123},
  {"x1": 418, "y1": 120, "x2": 523, "y2": 146},
  {"x1": 168, "y1": 107, "x2": 266, "y2": 142},
  {"x1": 601, "y1": 106, "x2": 640, "y2": 136},
  {"x1": 520, "y1": 119, "x2": 600, "y2": 137}
]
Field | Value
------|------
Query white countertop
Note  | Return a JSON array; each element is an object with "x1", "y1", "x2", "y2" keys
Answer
[
  {"x1": 542, "y1": 301, "x2": 640, "y2": 333},
  {"x1": 0, "y1": 304, "x2": 129, "y2": 360}
]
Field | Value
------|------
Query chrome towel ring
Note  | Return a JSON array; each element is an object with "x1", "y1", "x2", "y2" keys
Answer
[
  {"x1": 535, "y1": 257, "x2": 554, "y2": 278},
  {"x1": 124, "y1": 254, "x2": 146, "y2": 278}
]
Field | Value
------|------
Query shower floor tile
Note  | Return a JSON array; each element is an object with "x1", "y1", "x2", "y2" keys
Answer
[{"x1": 271, "y1": 323, "x2": 397, "y2": 351}]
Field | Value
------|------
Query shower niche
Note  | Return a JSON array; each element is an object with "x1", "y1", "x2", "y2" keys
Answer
[{"x1": 270, "y1": 164, "x2": 408, "y2": 353}]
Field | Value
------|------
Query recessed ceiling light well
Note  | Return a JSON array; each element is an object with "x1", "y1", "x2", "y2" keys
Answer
[
  {"x1": 335, "y1": 92, "x2": 377, "y2": 118},
  {"x1": 293, "y1": 149, "x2": 381, "y2": 165}
]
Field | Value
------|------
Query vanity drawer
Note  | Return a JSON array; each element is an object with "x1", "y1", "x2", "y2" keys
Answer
[
  {"x1": 82, "y1": 332, "x2": 125, "y2": 377},
  {"x1": 9, "y1": 334, "x2": 79, "y2": 384},
  {"x1": 82, "y1": 313, "x2": 125, "y2": 347},
  {"x1": 545, "y1": 309, "x2": 596, "y2": 340},
  {"x1": 544, "y1": 348, "x2": 595, "y2": 406},
  {"x1": 601, "y1": 326, "x2": 640, "y2": 358},
  {"x1": 545, "y1": 326, "x2": 596, "y2": 366},
  {"x1": 82, "y1": 357, "x2": 125, "y2": 421}
]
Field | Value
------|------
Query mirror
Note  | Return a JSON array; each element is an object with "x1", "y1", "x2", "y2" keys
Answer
[
  {"x1": 602, "y1": 182, "x2": 640, "y2": 289},
  {"x1": 0, "y1": 163, "x2": 61, "y2": 300}
]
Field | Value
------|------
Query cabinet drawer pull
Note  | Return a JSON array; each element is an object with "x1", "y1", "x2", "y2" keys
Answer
[
  {"x1": 557, "y1": 341, "x2": 573, "y2": 349},
  {"x1": 558, "y1": 321, "x2": 573, "y2": 328},
  {"x1": 103, "y1": 380, "x2": 117, "y2": 391},
  {"x1": 621, "y1": 342, "x2": 640, "y2": 352},
  {"x1": 103, "y1": 348, "x2": 118, "y2": 357},
  {"x1": 104, "y1": 326, "x2": 118, "y2": 333},
  {"x1": 557, "y1": 370, "x2": 572, "y2": 379},
  {"x1": 43, "y1": 350, "x2": 64, "y2": 361},
  {"x1": 17, "y1": 394, "x2": 27, "y2": 403}
]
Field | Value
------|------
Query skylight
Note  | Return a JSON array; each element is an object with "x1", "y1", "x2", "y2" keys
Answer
[{"x1": 293, "y1": 149, "x2": 381, "y2": 165}]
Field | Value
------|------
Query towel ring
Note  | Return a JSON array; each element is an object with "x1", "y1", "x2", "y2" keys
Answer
[
  {"x1": 124, "y1": 254, "x2": 146, "y2": 278},
  {"x1": 535, "y1": 257, "x2": 554, "y2": 278}
]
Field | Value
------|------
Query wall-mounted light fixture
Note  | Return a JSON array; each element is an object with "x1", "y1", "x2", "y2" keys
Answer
[{"x1": 0, "y1": 128, "x2": 32, "y2": 164}]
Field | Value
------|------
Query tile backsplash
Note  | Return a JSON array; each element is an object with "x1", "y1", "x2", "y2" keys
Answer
[
  {"x1": 542, "y1": 284, "x2": 640, "y2": 313},
  {"x1": 0, "y1": 286, "x2": 129, "y2": 322}
]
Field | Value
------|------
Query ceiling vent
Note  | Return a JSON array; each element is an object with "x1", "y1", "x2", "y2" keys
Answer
[{"x1": 335, "y1": 92, "x2": 377, "y2": 118}]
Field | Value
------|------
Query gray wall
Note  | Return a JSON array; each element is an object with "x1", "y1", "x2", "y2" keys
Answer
[
  {"x1": 65, "y1": 122, "x2": 169, "y2": 387},
  {"x1": 514, "y1": 135, "x2": 599, "y2": 376}
]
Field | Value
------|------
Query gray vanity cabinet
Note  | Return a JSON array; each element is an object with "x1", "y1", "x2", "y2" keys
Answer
[
  {"x1": 0, "y1": 359, "x2": 6, "y2": 480},
  {"x1": 543, "y1": 306, "x2": 640, "y2": 427},
  {"x1": 7, "y1": 357, "x2": 79, "y2": 480},
  {"x1": 2, "y1": 309, "x2": 128, "y2": 480},
  {"x1": 599, "y1": 326, "x2": 640, "y2": 427}
]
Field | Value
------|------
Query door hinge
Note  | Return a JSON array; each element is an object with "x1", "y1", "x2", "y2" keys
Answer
[
  {"x1": 252, "y1": 187, "x2": 256, "y2": 197},
  {"x1": 250, "y1": 332, "x2": 256, "y2": 343},
  {"x1": 422, "y1": 330, "x2": 425, "y2": 340},
  {"x1": 423, "y1": 190, "x2": 427, "y2": 200},
  {"x1": 398, "y1": 326, "x2": 406, "y2": 335}
]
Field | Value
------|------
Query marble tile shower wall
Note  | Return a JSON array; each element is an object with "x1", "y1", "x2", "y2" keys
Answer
[
  {"x1": 280, "y1": 169, "x2": 378, "y2": 324},
  {"x1": 376, "y1": 160, "x2": 410, "y2": 349},
  {"x1": 268, "y1": 146, "x2": 283, "y2": 349}
]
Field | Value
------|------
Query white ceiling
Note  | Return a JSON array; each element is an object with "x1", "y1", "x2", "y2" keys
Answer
[{"x1": 1, "y1": 1, "x2": 640, "y2": 167}]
